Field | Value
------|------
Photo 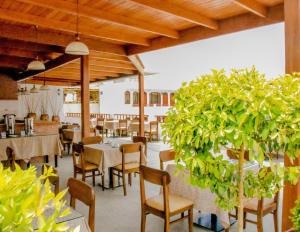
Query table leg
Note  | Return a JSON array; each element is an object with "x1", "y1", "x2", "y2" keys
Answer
[
  {"x1": 55, "y1": 155, "x2": 58, "y2": 167},
  {"x1": 44, "y1": 155, "x2": 49, "y2": 164}
]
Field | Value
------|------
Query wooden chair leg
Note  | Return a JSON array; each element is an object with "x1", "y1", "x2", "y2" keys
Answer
[
  {"x1": 122, "y1": 172, "x2": 127, "y2": 196},
  {"x1": 74, "y1": 168, "x2": 77, "y2": 178},
  {"x1": 188, "y1": 209, "x2": 193, "y2": 232},
  {"x1": 164, "y1": 216, "x2": 170, "y2": 232},
  {"x1": 128, "y1": 173, "x2": 132, "y2": 186},
  {"x1": 181, "y1": 212, "x2": 184, "y2": 218},
  {"x1": 243, "y1": 211, "x2": 247, "y2": 229},
  {"x1": 82, "y1": 171, "x2": 86, "y2": 182},
  {"x1": 141, "y1": 209, "x2": 146, "y2": 232},
  {"x1": 92, "y1": 170, "x2": 95, "y2": 186},
  {"x1": 112, "y1": 171, "x2": 115, "y2": 190},
  {"x1": 273, "y1": 210, "x2": 278, "y2": 232},
  {"x1": 257, "y1": 214, "x2": 263, "y2": 232}
]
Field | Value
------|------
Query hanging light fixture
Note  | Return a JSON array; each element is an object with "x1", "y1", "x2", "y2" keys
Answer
[
  {"x1": 30, "y1": 84, "x2": 39, "y2": 94},
  {"x1": 27, "y1": 26, "x2": 45, "y2": 71},
  {"x1": 40, "y1": 72, "x2": 49, "y2": 91},
  {"x1": 23, "y1": 80, "x2": 31, "y2": 95},
  {"x1": 65, "y1": 0, "x2": 89, "y2": 55}
]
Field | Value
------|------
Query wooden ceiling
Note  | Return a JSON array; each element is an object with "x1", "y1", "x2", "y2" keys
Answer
[{"x1": 0, "y1": 0, "x2": 284, "y2": 86}]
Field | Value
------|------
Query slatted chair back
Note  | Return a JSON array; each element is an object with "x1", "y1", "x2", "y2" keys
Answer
[
  {"x1": 132, "y1": 136, "x2": 147, "y2": 157},
  {"x1": 72, "y1": 143, "x2": 85, "y2": 169},
  {"x1": 68, "y1": 178, "x2": 95, "y2": 232},
  {"x1": 42, "y1": 164, "x2": 59, "y2": 196},
  {"x1": 82, "y1": 136, "x2": 103, "y2": 145},
  {"x1": 159, "y1": 149, "x2": 176, "y2": 170},
  {"x1": 119, "y1": 143, "x2": 143, "y2": 171}
]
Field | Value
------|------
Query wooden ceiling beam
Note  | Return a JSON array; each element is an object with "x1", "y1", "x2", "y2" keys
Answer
[
  {"x1": 0, "y1": 47, "x2": 54, "y2": 60},
  {"x1": 26, "y1": 79, "x2": 79, "y2": 86},
  {"x1": 127, "y1": 4, "x2": 283, "y2": 55},
  {"x1": 18, "y1": 0, "x2": 179, "y2": 39},
  {"x1": 0, "y1": 8, "x2": 149, "y2": 46},
  {"x1": 129, "y1": 0, "x2": 218, "y2": 30},
  {"x1": 90, "y1": 52, "x2": 131, "y2": 63},
  {"x1": 73, "y1": 59, "x2": 136, "y2": 70},
  {"x1": 0, "y1": 55, "x2": 31, "y2": 70},
  {"x1": 0, "y1": 23, "x2": 126, "y2": 55},
  {"x1": 46, "y1": 70, "x2": 119, "y2": 78},
  {"x1": 232, "y1": 0, "x2": 267, "y2": 17},
  {"x1": 16, "y1": 54, "x2": 80, "y2": 81},
  {"x1": 57, "y1": 66, "x2": 135, "y2": 75},
  {"x1": 128, "y1": 55, "x2": 144, "y2": 74}
]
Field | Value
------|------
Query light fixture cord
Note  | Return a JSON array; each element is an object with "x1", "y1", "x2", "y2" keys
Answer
[{"x1": 76, "y1": 0, "x2": 79, "y2": 38}]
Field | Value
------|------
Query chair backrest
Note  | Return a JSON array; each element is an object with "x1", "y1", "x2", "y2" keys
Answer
[
  {"x1": 132, "y1": 136, "x2": 147, "y2": 156},
  {"x1": 82, "y1": 136, "x2": 103, "y2": 145},
  {"x1": 227, "y1": 149, "x2": 250, "y2": 161},
  {"x1": 119, "y1": 143, "x2": 143, "y2": 170},
  {"x1": 5, "y1": 147, "x2": 16, "y2": 171},
  {"x1": 150, "y1": 121, "x2": 158, "y2": 131},
  {"x1": 140, "y1": 165, "x2": 171, "y2": 213},
  {"x1": 159, "y1": 149, "x2": 176, "y2": 170},
  {"x1": 72, "y1": 143, "x2": 85, "y2": 168},
  {"x1": 68, "y1": 178, "x2": 95, "y2": 232},
  {"x1": 42, "y1": 164, "x2": 59, "y2": 196},
  {"x1": 119, "y1": 119, "x2": 128, "y2": 128}
]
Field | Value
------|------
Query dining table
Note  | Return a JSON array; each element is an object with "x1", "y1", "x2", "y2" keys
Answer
[
  {"x1": 84, "y1": 139, "x2": 146, "y2": 188},
  {"x1": 33, "y1": 207, "x2": 90, "y2": 232},
  {"x1": 166, "y1": 161, "x2": 259, "y2": 231},
  {"x1": 0, "y1": 134, "x2": 62, "y2": 167},
  {"x1": 128, "y1": 121, "x2": 150, "y2": 135},
  {"x1": 104, "y1": 120, "x2": 119, "y2": 137}
]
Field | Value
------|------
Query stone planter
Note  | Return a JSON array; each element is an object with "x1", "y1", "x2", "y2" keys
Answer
[
  {"x1": 27, "y1": 113, "x2": 36, "y2": 120},
  {"x1": 40, "y1": 114, "x2": 49, "y2": 121},
  {"x1": 52, "y1": 115, "x2": 60, "y2": 122}
]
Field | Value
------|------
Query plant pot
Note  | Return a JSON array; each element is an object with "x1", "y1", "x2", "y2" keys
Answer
[
  {"x1": 52, "y1": 115, "x2": 60, "y2": 123},
  {"x1": 40, "y1": 114, "x2": 49, "y2": 121},
  {"x1": 27, "y1": 113, "x2": 36, "y2": 120}
]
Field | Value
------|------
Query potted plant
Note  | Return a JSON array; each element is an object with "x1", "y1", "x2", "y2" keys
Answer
[
  {"x1": 291, "y1": 198, "x2": 300, "y2": 232},
  {"x1": 0, "y1": 164, "x2": 70, "y2": 231},
  {"x1": 163, "y1": 68, "x2": 300, "y2": 231}
]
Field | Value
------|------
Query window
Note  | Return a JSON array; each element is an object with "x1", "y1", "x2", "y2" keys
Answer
[
  {"x1": 124, "y1": 91, "x2": 130, "y2": 104},
  {"x1": 63, "y1": 88, "x2": 99, "y2": 104},
  {"x1": 150, "y1": 92, "x2": 161, "y2": 106},
  {"x1": 133, "y1": 91, "x2": 139, "y2": 105},
  {"x1": 170, "y1": 93, "x2": 175, "y2": 106},
  {"x1": 162, "y1": 92, "x2": 168, "y2": 106}
]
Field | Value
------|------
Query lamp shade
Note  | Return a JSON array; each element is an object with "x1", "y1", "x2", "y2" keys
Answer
[
  {"x1": 27, "y1": 60, "x2": 45, "y2": 71},
  {"x1": 30, "y1": 85, "x2": 39, "y2": 94},
  {"x1": 65, "y1": 40, "x2": 89, "y2": 55},
  {"x1": 40, "y1": 85, "x2": 49, "y2": 91}
]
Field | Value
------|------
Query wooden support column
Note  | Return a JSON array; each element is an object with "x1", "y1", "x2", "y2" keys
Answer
[
  {"x1": 138, "y1": 72, "x2": 145, "y2": 136},
  {"x1": 80, "y1": 55, "x2": 90, "y2": 138},
  {"x1": 283, "y1": 0, "x2": 300, "y2": 230}
]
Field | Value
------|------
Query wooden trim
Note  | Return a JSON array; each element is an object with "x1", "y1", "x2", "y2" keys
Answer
[
  {"x1": 18, "y1": 0, "x2": 179, "y2": 39},
  {"x1": 130, "y1": 0, "x2": 218, "y2": 29},
  {"x1": 138, "y1": 73, "x2": 145, "y2": 136},
  {"x1": 58, "y1": 66, "x2": 134, "y2": 75},
  {"x1": 232, "y1": 0, "x2": 267, "y2": 17},
  {"x1": 282, "y1": 0, "x2": 300, "y2": 230},
  {"x1": 0, "y1": 47, "x2": 53, "y2": 60},
  {"x1": 128, "y1": 55, "x2": 145, "y2": 74},
  {"x1": 81, "y1": 56, "x2": 90, "y2": 138},
  {"x1": 127, "y1": 4, "x2": 283, "y2": 55},
  {"x1": 0, "y1": 23, "x2": 126, "y2": 55},
  {"x1": 0, "y1": 8, "x2": 149, "y2": 46},
  {"x1": 16, "y1": 54, "x2": 80, "y2": 81}
]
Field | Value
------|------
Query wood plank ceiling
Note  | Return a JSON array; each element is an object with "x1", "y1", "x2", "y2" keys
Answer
[{"x1": 0, "y1": 0, "x2": 284, "y2": 86}]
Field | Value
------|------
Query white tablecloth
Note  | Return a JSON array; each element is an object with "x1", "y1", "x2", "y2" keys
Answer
[{"x1": 0, "y1": 134, "x2": 62, "y2": 162}]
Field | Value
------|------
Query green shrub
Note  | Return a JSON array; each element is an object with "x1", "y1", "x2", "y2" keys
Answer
[
  {"x1": 291, "y1": 198, "x2": 300, "y2": 231},
  {"x1": 0, "y1": 164, "x2": 69, "y2": 231}
]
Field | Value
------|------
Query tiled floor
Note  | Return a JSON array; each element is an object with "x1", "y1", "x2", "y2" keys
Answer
[{"x1": 51, "y1": 139, "x2": 281, "y2": 232}]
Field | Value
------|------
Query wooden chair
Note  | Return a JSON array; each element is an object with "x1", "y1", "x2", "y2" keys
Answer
[
  {"x1": 117, "y1": 119, "x2": 128, "y2": 136},
  {"x1": 5, "y1": 146, "x2": 16, "y2": 171},
  {"x1": 61, "y1": 130, "x2": 74, "y2": 155},
  {"x1": 140, "y1": 165, "x2": 194, "y2": 232},
  {"x1": 96, "y1": 118, "x2": 106, "y2": 137},
  {"x1": 159, "y1": 150, "x2": 176, "y2": 170},
  {"x1": 82, "y1": 136, "x2": 103, "y2": 145},
  {"x1": 132, "y1": 136, "x2": 147, "y2": 157},
  {"x1": 111, "y1": 143, "x2": 143, "y2": 196},
  {"x1": 68, "y1": 178, "x2": 95, "y2": 232},
  {"x1": 42, "y1": 164, "x2": 59, "y2": 196},
  {"x1": 145, "y1": 121, "x2": 159, "y2": 142},
  {"x1": 72, "y1": 143, "x2": 102, "y2": 187}
]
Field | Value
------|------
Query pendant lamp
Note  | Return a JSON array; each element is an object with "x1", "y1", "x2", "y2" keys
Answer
[
  {"x1": 65, "y1": 0, "x2": 89, "y2": 55},
  {"x1": 40, "y1": 72, "x2": 49, "y2": 91},
  {"x1": 27, "y1": 26, "x2": 45, "y2": 71}
]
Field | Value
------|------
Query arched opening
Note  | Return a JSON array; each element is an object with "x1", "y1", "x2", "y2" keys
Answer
[
  {"x1": 133, "y1": 91, "x2": 139, "y2": 106},
  {"x1": 150, "y1": 92, "x2": 161, "y2": 106},
  {"x1": 162, "y1": 92, "x2": 168, "y2": 106},
  {"x1": 124, "y1": 91, "x2": 130, "y2": 104}
]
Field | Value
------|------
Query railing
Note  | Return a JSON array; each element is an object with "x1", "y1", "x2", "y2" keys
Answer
[{"x1": 65, "y1": 113, "x2": 151, "y2": 121}]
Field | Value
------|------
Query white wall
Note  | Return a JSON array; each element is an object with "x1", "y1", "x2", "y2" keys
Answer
[{"x1": 63, "y1": 103, "x2": 100, "y2": 114}]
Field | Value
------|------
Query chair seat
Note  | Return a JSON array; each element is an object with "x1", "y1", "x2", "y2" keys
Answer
[
  {"x1": 62, "y1": 139, "x2": 72, "y2": 143},
  {"x1": 146, "y1": 194, "x2": 193, "y2": 214},
  {"x1": 244, "y1": 198, "x2": 276, "y2": 211},
  {"x1": 75, "y1": 161, "x2": 98, "y2": 171},
  {"x1": 113, "y1": 162, "x2": 140, "y2": 171}
]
